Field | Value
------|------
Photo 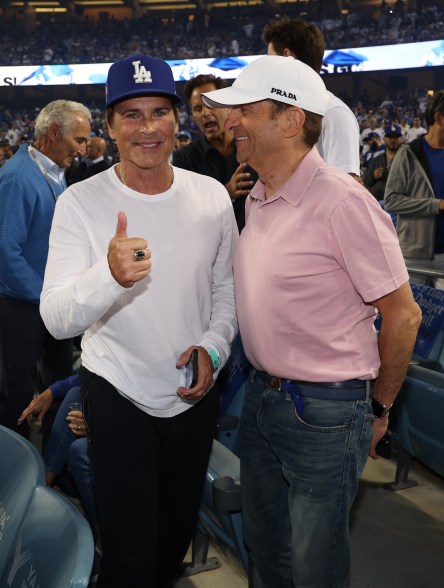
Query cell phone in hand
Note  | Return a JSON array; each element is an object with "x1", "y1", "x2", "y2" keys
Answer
[
  {"x1": 186, "y1": 349, "x2": 199, "y2": 389},
  {"x1": 375, "y1": 431, "x2": 392, "y2": 459}
]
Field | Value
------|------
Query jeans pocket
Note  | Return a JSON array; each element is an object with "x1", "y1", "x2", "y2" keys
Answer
[{"x1": 290, "y1": 396, "x2": 355, "y2": 432}]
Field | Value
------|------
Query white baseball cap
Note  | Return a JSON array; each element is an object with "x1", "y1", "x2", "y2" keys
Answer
[{"x1": 201, "y1": 55, "x2": 329, "y2": 116}]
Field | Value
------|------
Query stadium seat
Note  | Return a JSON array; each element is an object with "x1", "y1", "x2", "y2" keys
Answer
[
  {"x1": 0, "y1": 485, "x2": 94, "y2": 588},
  {"x1": 217, "y1": 333, "x2": 251, "y2": 455},
  {"x1": 0, "y1": 425, "x2": 46, "y2": 576},
  {"x1": 183, "y1": 337, "x2": 252, "y2": 580},
  {"x1": 184, "y1": 439, "x2": 249, "y2": 578},
  {"x1": 387, "y1": 364, "x2": 444, "y2": 490},
  {"x1": 407, "y1": 282, "x2": 444, "y2": 364}
]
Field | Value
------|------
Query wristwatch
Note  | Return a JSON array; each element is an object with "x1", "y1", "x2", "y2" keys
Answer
[
  {"x1": 207, "y1": 348, "x2": 220, "y2": 372},
  {"x1": 372, "y1": 398, "x2": 392, "y2": 418}
]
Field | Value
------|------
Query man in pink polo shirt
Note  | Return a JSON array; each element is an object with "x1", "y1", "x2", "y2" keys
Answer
[{"x1": 202, "y1": 56, "x2": 421, "y2": 587}]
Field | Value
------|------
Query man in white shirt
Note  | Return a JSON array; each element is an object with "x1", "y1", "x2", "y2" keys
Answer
[
  {"x1": 264, "y1": 18, "x2": 361, "y2": 179},
  {"x1": 360, "y1": 116, "x2": 384, "y2": 152},
  {"x1": 405, "y1": 115, "x2": 427, "y2": 143},
  {"x1": 40, "y1": 54, "x2": 238, "y2": 588}
]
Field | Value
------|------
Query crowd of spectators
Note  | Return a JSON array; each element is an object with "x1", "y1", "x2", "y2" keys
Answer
[
  {"x1": 0, "y1": 84, "x2": 434, "y2": 174},
  {"x1": 0, "y1": 1, "x2": 441, "y2": 169},
  {"x1": 0, "y1": 1, "x2": 442, "y2": 66}
]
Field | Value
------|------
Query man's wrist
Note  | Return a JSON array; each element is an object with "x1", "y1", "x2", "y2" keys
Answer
[
  {"x1": 372, "y1": 398, "x2": 393, "y2": 419},
  {"x1": 207, "y1": 348, "x2": 220, "y2": 372},
  {"x1": 199, "y1": 344, "x2": 220, "y2": 372}
]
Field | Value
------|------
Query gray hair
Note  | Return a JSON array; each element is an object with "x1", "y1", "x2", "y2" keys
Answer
[{"x1": 35, "y1": 100, "x2": 91, "y2": 140}]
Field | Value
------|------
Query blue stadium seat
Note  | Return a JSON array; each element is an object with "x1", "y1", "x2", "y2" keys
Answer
[
  {"x1": 183, "y1": 336, "x2": 252, "y2": 580},
  {"x1": 407, "y1": 282, "x2": 444, "y2": 369},
  {"x1": 388, "y1": 364, "x2": 444, "y2": 490},
  {"x1": 0, "y1": 485, "x2": 94, "y2": 588},
  {"x1": 217, "y1": 333, "x2": 251, "y2": 455},
  {"x1": 184, "y1": 439, "x2": 249, "y2": 578},
  {"x1": 386, "y1": 282, "x2": 444, "y2": 489},
  {"x1": 0, "y1": 425, "x2": 46, "y2": 576}
]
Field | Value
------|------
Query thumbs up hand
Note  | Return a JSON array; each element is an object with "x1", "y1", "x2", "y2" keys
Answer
[{"x1": 108, "y1": 211, "x2": 151, "y2": 288}]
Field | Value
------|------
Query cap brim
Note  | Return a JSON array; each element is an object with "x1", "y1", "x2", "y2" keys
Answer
[
  {"x1": 201, "y1": 86, "x2": 265, "y2": 109},
  {"x1": 107, "y1": 89, "x2": 181, "y2": 108}
]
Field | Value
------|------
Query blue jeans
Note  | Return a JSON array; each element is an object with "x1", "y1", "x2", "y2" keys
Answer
[
  {"x1": 239, "y1": 370, "x2": 373, "y2": 588},
  {"x1": 43, "y1": 386, "x2": 98, "y2": 525},
  {"x1": 68, "y1": 436, "x2": 98, "y2": 526},
  {"x1": 44, "y1": 386, "x2": 82, "y2": 474}
]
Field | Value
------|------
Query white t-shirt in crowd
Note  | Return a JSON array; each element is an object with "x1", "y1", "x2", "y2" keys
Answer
[{"x1": 317, "y1": 91, "x2": 361, "y2": 176}]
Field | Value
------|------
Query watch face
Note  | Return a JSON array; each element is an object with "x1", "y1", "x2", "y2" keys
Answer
[
  {"x1": 372, "y1": 398, "x2": 390, "y2": 418},
  {"x1": 372, "y1": 399, "x2": 383, "y2": 417}
]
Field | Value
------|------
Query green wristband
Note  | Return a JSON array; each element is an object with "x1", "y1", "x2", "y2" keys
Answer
[{"x1": 208, "y1": 349, "x2": 220, "y2": 372}]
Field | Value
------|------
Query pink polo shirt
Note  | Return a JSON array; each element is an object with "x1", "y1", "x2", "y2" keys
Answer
[{"x1": 234, "y1": 148, "x2": 408, "y2": 382}]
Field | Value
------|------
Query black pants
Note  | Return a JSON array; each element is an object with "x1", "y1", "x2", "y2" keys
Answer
[
  {"x1": 80, "y1": 367, "x2": 219, "y2": 588},
  {"x1": 0, "y1": 294, "x2": 73, "y2": 438}
]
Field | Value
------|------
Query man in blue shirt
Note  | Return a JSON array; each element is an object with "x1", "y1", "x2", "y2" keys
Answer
[{"x1": 0, "y1": 99, "x2": 91, "y2": 438}]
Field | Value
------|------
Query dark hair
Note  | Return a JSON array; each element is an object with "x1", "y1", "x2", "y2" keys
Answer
[
  {"x1": 263, "y1": 18, "x2": 325, "y2": 73},
  {"x1": 183, "y1": 74, "x2": 228, "y2": 103},
  {"x1": 269, "y1": 100, "x2": 322, "y2": 148},
  {"x1": 424, "y1": 90, "x2": 444, "y2": 127}
]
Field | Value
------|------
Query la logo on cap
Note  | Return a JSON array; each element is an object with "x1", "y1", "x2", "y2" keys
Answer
[{"x1": 132, "y1": 60, "x2": 152, "y2": 84}]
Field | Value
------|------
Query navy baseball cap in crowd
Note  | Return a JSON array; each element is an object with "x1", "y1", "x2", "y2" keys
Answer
[
  {"x1": 176, "y1": 130, "x2": 192, "y2": 140},
  {"x1": 364, "y1": 132, "x2": 380, "y2": 140},
  {"x1": 105, "y1": 54, "x2": 181, "y2": 108},
  {"x1": 384, "y1": 123, "x2": 402, "y2": 137}
]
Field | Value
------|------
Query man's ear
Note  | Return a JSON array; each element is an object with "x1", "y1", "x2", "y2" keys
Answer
[
  {"x1": 48, "y1": 123, "x2": 60, "y2": 141},
  {"x1": 105, "y1": 114, "x2": 116, "y2": 140},
  {"x1": 283, "y1": 48, "x2": 297, "y2": 58},
  {"x1": 281, "y1": 107, "x2": 305, "y2": 137}
]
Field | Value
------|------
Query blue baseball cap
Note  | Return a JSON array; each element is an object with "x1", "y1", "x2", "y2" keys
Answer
[
  {"x1": 106, "y1": 54, "x2": 181, "y2": 108},
  {"x1": 384, "y1": 123, "x2": 402, "y2": 137},
  {"x1": 364, "y1": 132, "x2": 380, "y2": 140}
]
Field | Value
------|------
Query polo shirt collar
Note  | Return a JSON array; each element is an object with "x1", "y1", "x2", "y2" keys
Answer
[{"x1": 250, "y1": 147, "x2": 323, "y2": 206}]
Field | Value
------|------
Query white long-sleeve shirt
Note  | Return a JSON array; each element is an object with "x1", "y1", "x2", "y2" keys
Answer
[{"x1": 40, "y1": 165, "x2": 238, "y2": 417}]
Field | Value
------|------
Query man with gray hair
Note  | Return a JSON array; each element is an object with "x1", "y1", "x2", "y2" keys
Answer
[
  {"x1": 202, "y1": 56, "x2": 421, "y2": 587},
  {"x1": 0, "y1": 99, "x2": 91, "y2": 439}
]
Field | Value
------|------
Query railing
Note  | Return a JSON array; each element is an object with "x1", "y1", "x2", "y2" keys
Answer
[{"x1": 406, "y1": 265, "x2": 444, "y2": 280}]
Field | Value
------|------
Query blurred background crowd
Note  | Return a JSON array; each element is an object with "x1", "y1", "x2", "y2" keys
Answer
[
  {"x1": 0, "y1": 0, "x2": 442, "y2": 175},
  {"x1": 0, "y1": 2, "x2": 443, "y2": 66}
]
